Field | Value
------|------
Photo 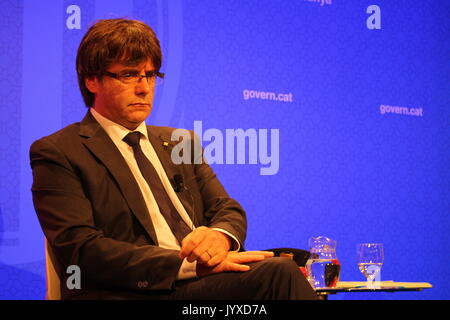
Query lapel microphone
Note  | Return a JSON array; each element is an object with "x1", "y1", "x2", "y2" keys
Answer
[{"x1": 173, "y1": 174, "x2": 184, "y2": 192}]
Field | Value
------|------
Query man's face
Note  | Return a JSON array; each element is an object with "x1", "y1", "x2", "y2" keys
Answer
[{"x1": 86, "y1": 60, "x2": 156, "y2": 130}]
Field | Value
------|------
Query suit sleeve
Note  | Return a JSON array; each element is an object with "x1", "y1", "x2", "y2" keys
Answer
[{"x1": 30, "y1": 137, "x2": 183, "y2": 293}]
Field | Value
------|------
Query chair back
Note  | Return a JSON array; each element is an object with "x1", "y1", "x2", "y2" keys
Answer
[{"x1": 264, "y1": 248, "x2": 311, "y2": 266}]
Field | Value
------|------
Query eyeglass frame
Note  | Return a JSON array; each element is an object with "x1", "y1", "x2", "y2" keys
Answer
[{"x1": 102, "y1": 70, "x2": 165, "y2": 85}]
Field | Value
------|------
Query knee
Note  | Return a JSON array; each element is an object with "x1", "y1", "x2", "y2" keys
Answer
[
  {"x1": 254, "y1": 257, "x2": 301, "y2": 277},
  {"x1": 244, "y1": 257, "x2": 313, "y2": 300},
  {"x1": 263, "y1": 257, "x2": 299, "y2": 270}
]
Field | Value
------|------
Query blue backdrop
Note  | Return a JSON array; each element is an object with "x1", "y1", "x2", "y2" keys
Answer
[{"x1": 0, "y1": 0, "x2": 449, "y2": 300}]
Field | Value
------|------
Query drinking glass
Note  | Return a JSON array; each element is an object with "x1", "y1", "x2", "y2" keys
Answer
[{"x1": 357, "y1": 243, "x2": 384, "y2": 288}]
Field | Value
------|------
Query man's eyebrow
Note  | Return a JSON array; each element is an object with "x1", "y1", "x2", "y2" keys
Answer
[
  {"x1": 117, "y1": 68, "x2": 140, "y2": 74},
  {"x1": 117, "y1": 68, "x2": 156, "y2": 74}
]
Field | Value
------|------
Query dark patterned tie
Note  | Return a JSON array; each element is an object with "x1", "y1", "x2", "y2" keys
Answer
[{"x1": 123, "y1": 131, "x2": 191, "y2": 243}]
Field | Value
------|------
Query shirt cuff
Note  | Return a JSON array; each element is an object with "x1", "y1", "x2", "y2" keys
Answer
[
  {"x1": 211, "y1": 228, "x2": 241, "y2": 252},
  {"x1": 176, "y1": 258, "x2": 198, "y2": 280}
]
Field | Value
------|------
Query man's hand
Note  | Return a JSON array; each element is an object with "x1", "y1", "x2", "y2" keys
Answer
[
  {"x1": 196, "y1": 251, "x2": 275, "y2": 277},
  {"x1": 179, "y1": 226, "x2": 232, "y2": 267}
]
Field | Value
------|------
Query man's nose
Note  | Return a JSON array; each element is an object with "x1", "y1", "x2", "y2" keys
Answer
[{"x1": 135, "y1": 76, "x2": 152, "y2": 95}]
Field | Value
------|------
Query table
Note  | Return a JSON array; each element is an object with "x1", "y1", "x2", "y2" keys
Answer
[{"x1": 315, "y1": 281, "x2": 432, "y2": 299}]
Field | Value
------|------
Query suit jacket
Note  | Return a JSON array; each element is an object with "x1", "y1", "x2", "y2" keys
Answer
[{"x1": 30, "y1": 112, "x2": 247, "y2": 299}]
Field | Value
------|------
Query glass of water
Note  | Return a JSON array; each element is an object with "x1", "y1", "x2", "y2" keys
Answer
[{"x1": 357, "y1": 243, "x2": 384, "y2": 288}]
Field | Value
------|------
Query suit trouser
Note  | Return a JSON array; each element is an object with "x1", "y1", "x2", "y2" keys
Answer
[
  {"x1": 168, "y1": 257, "x2": 319, "y2": 300},
  {"x1": 67, "y1": 257, "x2": 318, "y2": 300}
]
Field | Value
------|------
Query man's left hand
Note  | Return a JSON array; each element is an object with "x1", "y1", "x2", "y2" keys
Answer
[{"x1": 179, "y1": 226, "x2": 232, "y2": 267}]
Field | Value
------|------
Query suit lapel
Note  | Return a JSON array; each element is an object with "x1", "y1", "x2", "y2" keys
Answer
[
  {"x1": 147, "y1": 127, "x2": 197, "y2": 225},
  {"x1": 79, "y1": 112, "x2": 159, "y2": 243}
]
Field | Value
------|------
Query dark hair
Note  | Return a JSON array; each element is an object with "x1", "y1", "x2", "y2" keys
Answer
[{"x1": 76, "y1": 19, "x2": 162, "y2": 107}]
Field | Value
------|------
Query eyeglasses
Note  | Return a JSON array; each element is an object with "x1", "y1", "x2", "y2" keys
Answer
[{"x1": 103, "y1": 70, "x2": 165, "y2": 85}]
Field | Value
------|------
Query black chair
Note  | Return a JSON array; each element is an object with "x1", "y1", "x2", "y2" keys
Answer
[{"x1": 264, "y1": 248, "x2": 311, "y2": 267}]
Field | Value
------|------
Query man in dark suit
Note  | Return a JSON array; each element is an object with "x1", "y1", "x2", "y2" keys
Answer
[{"x1": 30, "y1": 18, "x2": 317, "y2": 300}]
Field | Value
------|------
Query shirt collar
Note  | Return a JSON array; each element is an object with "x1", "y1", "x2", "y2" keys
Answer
[{"x1": 90, "y1": 107, "x2": 149, "y2": 143}]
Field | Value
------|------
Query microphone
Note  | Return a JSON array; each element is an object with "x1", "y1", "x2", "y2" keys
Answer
[{"x1": 173, "y1": 174, "x2": 184, "y2": 192}]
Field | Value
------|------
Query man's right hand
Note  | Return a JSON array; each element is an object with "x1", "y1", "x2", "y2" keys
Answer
[{"x1": 196, "y1": 251, "x2": 274, "y2": 277}]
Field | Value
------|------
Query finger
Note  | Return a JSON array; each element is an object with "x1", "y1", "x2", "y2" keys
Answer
[
  {"x1": 197, "y1": 229, "x2": 229, "y2": 254},
  {"x1": 205, "y1": 251, "x2": 228, "y2": 267},
  {"x1": 204, "y1": 242, "x2": 229, "y2": 259},
  {"x1": 192, "y1": 244, "x2": 227, "y2": 265},
  {"x1": 179, "y1": 232, "x2": 194, "y2": 258},
  {"x1": 179, "y1": 229, "x2": 207, "y2": 259},
  {"x1": 187, "y1": 246, "x2": 209, "y2": 263},
  {"x1": 221, "y1": 262, "x2": 251, "y2": 272},
  {"x1": 229, "y1": 254, "x2": 267, "y2": 264},
  {"x1": 185, "y1": 229, "x2": 229, "y2": 263},
  {"x1": 226, "y1": 251, "x2": 274, "y2": 261},
  {"x1": 244, "y1": 251, "x2": 275, "y2": 257},
  {"x1": 197, "y1": 251, "x2": 211, "y2": 264},
  {"x1": 192, "y1": 238, "x2": 216, "y2": 259},
  {"x1": 186, "y1": 246, "x2": 204, "y2": 263},
  {"x1": 186, "y1": 236, "x2": 217, "y2": 263}
]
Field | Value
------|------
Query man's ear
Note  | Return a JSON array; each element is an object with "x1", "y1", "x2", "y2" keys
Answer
[{"x1": 85, "y1": 77, "x2": 99, "y2": 94}]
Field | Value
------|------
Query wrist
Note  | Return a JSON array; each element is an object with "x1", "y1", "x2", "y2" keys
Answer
[
  {"x1": 221, "y1": 232, "x2": 232, "y2": 251},
  {"x1": 211, "y1": 227, "x2": 239, "y2": 251}
]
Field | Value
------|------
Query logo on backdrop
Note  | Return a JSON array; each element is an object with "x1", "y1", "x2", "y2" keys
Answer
[
  {"x1": 304, "y1": 0, "x2": 333, "y2": 7},
  {"x1": 170, "y1": 121, "x2": 280, "y2": 176},
  {"x1": 366, "y1": 5, "x2": 381, "y2": 30},
  {"x1": 66, "y1": 5, "x2": 81, "y2": 30},
  {"x1": 379, "y1": 104, "x2": 423, "y2": 117},
  {"x1": 66, "y1": 265, "x2": 81, "y2": 290},
  {"x1": 242, "y1": 89, "x2": 293, "y2": 103}
]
